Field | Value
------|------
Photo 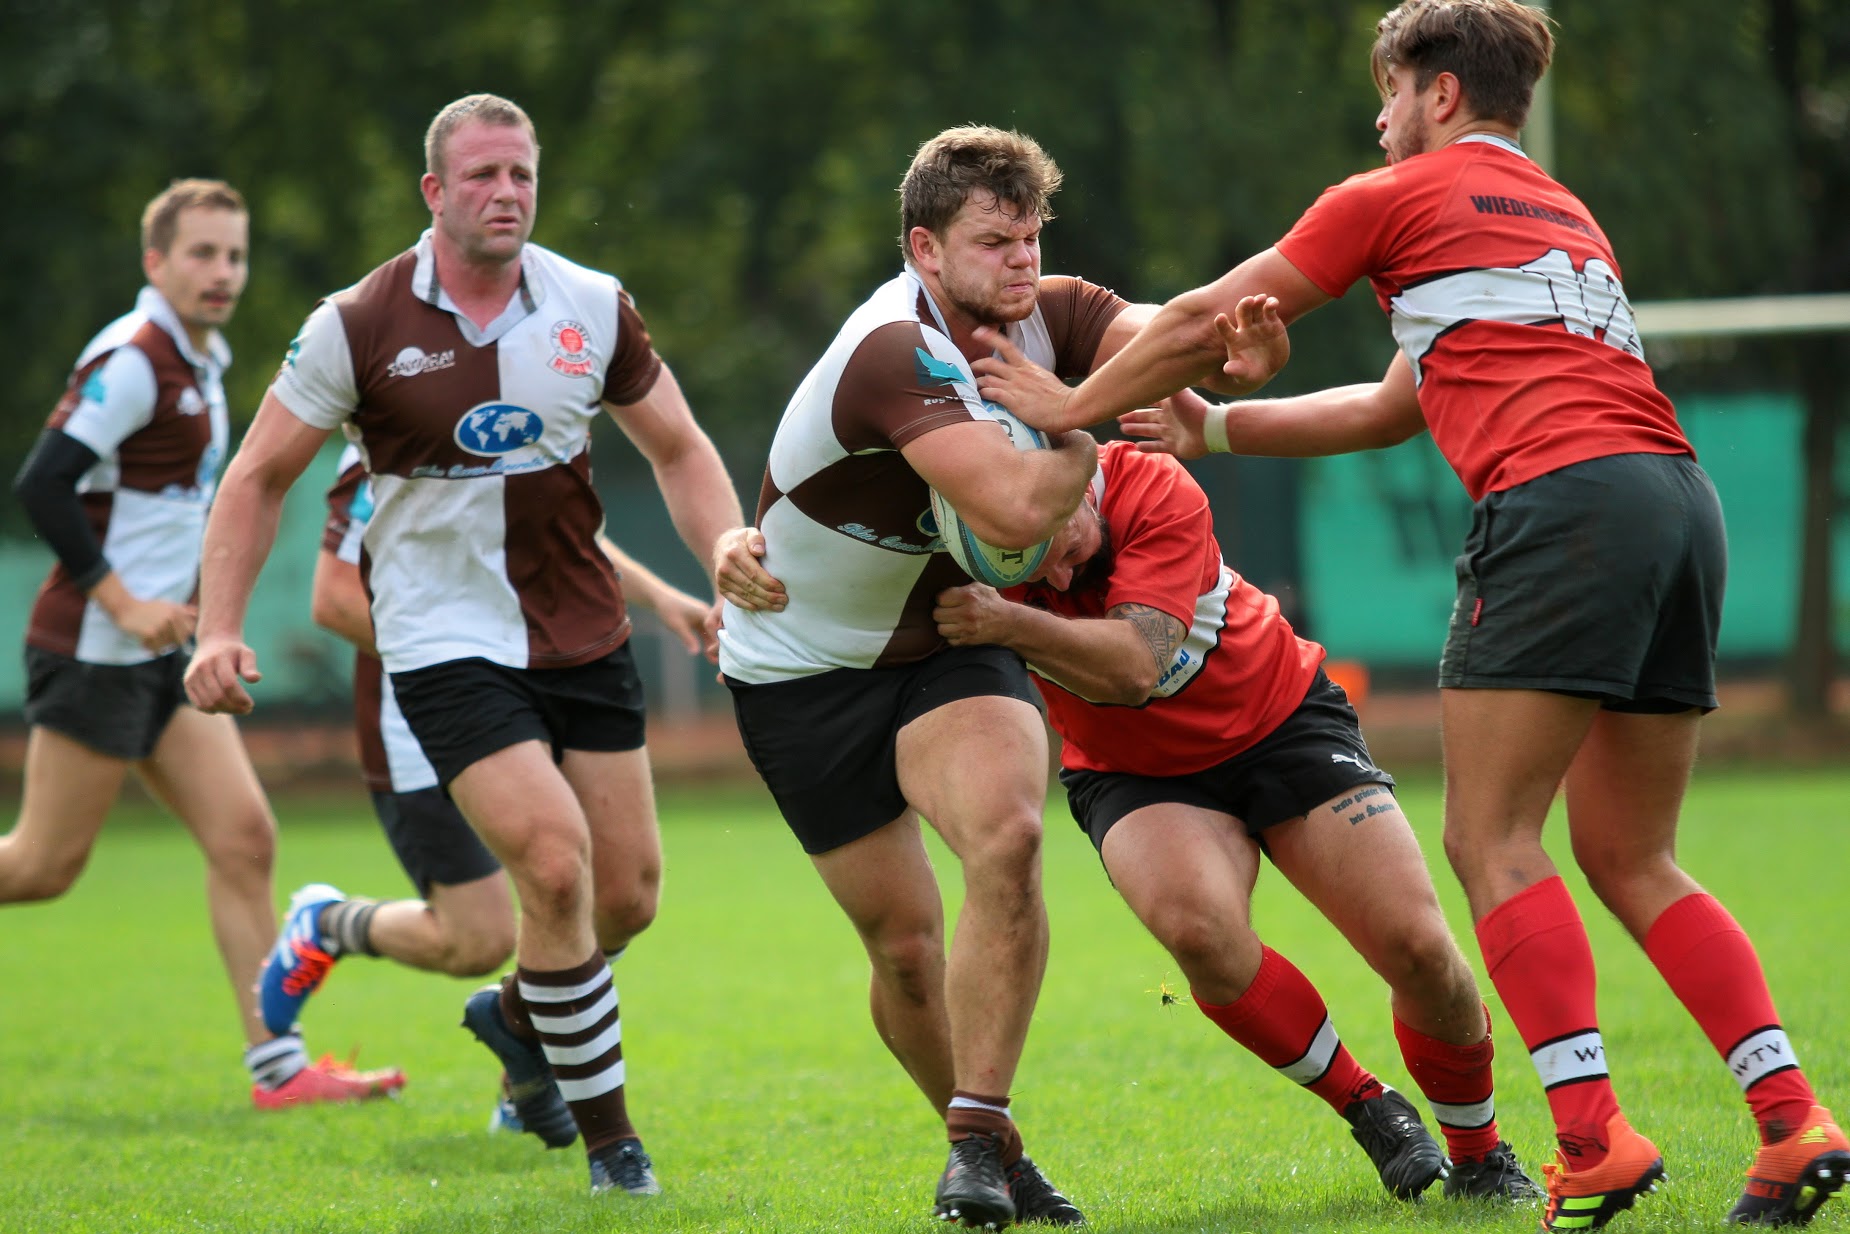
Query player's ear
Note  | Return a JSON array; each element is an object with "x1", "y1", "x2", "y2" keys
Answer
[{"x1": 1430, "y1": 70, "x2": 1467, "y2": 123}]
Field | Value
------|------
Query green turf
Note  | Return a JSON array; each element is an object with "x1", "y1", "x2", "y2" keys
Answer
[{"x1": 0, "y1": 769, "x2": 1844, "y2": 1233}]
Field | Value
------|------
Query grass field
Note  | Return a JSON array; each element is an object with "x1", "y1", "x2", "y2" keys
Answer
[{"x1": 0, "y1": 768, "x2": 1844, "y2": 1234}]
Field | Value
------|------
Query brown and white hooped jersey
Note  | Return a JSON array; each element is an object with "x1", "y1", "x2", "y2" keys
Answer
[
  {"x1": 718, "y1": 269, "x2": 1125, "y2": 684},
  {"x1": 27, "y1": 286, "x2": 231, "y2": 665},
  {"x1": 273, "y1": 231, "x2": 662, "y2": 674},
  {"x1": 323, "y1": 446, "x2": 436, "y2": 794}
]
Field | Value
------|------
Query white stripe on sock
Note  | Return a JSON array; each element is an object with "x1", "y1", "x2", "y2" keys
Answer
[
  {"x1": 1429, "y1": 1096, "x2": 1497, "y2": 1129},
  {"x1": 519, "y1": 969, "x2": 612, "y2": 1005},
  {"x1": 527, "y1": 986, "x2": 619, "y2": 1037},
  {"x1": 540, "y1": 1018, "x2": 623, "y2": 1068},
  {"x1": 1728, "y1": 1028, "x2": 1798, "y2": 1092},
  {"x1": 1531, "y1": 1030, "x2": 1607, "y2": 1090},
  {"x1": 556, "y1": 1059, "x2": 626, "y2": 1103},
  {"x1": 1278, "y1": 1015, "x2": 1340, "y2": 1086}
]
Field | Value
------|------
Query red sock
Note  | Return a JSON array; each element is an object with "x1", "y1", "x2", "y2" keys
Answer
[
  {"x1": 1194, "y1": 945, "x2": 1383, "y2": 1115},
  {"x1": 1476, "y1": 876, "x2": 1620, "y2": 1165},
  {"x1": 1395, "y1": 1006, "x2": 1502, "y2": 1162},
  {"x1": 1644, "y1": 892, "x2": 1815, "y2": 1144}
]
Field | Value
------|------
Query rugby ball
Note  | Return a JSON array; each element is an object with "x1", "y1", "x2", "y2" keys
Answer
[{"x1": 930, "y1": 406, "x2": 1052, "y2": 588}]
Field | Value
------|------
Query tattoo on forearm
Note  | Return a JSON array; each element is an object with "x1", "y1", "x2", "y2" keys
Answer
[{"x1": 1110, "y1": 603, "x2": 1187, "y2": 674}]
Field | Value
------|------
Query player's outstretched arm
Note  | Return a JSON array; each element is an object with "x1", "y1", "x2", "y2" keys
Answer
[
  {"x1": 934, "y1": 585, "x2": 1180, "y2": 707},
  {"x1": 972, "y1": 249, "x2": 1322, "y2": 433},
  {"x1": 1122, "y1": 353, "x2": 1426, "y2": 460},
  {"x1": 188, "y1": 392, "x2": 330, "y2": 714}
]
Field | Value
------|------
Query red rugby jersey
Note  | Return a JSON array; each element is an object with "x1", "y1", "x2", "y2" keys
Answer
[
  {"x1": 1276, "y1": 135, "x2": 1690, "y2": 501},
  {"x1": 1013, "y1": 442, "x2": 1324, "y2": 777}
]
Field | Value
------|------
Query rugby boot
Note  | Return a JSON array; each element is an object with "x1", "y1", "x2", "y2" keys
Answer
[
  {"x1": 258, "y1": 883, "x2": 344, "y2": 1035},
  {"x1": 1006, "y1": 1154, "x2": 1086, "y2": 1224},
  {"x1": 935, "y1": 1132, "x2": 1016, "y2": 1228},
  {"x1": 461, "y1": 985, "x2": 578, "y2": 1148},
  {"x1": 1446, "y1": 1140, "x2": 1545, "y2": 1201},
  {"x1": 252, "y1": 1052, "x2": 406, "y2": 1110},
  {"x1": 1539, "y1": 1113, "x2": 1665, "y2": 1232},
  {"x1": 589, "y1": 1138, "x2": 661, "y2": 1197},
  {"x1": 1726, "y1": 1104, "x2": 1849, "y2": 1226},
  {"x1": 1345, "y1": 1088, "x2": 1448, "y2": 1199}
]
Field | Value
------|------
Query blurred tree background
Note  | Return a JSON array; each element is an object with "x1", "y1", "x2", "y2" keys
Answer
[{"x1": 1, "y1": 0, "x2": 1846, "y2": 704}]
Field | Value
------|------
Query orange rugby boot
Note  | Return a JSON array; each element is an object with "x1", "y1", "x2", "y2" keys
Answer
[
  {"x1": 1726, "y1": 1104, "x2": 1850, "y2": 1226},
  {"x1": 1539, "y1": 1113, "x2": 1665, "y2": 1232},
  {"x1": 252, "y1": 1052, "x2": 407, "y2": 1110}
]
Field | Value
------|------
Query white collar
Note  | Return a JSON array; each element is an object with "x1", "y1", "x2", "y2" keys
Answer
[
  {"x1": 409, "y1": 229, "x2": 542, "y2": 347},
  {"x1": 135, "y1": 285, "x2": 230, "y2": 370},
  {"x1": 1452, "y1": 132, "x2": 1529, "y2": 159}
]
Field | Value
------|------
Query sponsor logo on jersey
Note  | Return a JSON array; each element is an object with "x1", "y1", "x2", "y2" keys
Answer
[
  {"x1": 386, "y1": 346, "x2": 457, "y2": 379},
  {"x1": 283, "y1": 334, "x2": 303, "y2": 369},
  {"x1": 351, "y1": 479, "x2": 374, "y2": 522},
  {"x1": 914, "y1": 347, "x2": 967, "y2": 388},
  {"x1": 550, "y1": 320, "x2": 597, "y2": 377},
  {"x1": 176, "y1": 387, "x2": 207, "y2": 416},
  {"x1": 454, "y1": 402, "x2": 544, "y2": 456},
  {"x1": 81, "y1": 370, "x2": 107, "y2": 404}
]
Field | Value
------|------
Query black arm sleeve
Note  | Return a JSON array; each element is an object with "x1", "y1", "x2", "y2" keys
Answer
[{"x1": 13, "y1": 428, "x2": 108, "y2": 591}]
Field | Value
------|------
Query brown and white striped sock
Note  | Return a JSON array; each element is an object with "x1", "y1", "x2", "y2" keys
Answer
[{"x1": 518, "y1": 952, "x2": 634, "y2": 1152}]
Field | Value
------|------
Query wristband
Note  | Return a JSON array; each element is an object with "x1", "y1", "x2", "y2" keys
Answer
[{"x1": 1202, "y1": 404, "x2": 1232, "y2": 454}]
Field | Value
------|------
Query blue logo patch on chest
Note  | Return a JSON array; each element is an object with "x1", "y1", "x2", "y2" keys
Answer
[{"x1": 455, "y1": 402, "x2": 542, "y2": 456}]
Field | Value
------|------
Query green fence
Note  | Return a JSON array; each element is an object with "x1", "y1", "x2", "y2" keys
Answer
[{"x1": 0, "y1": 393, "x2": 1833, "y2": 714}]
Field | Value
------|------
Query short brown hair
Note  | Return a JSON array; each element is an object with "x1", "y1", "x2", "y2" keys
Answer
[
  {"x1": 140, "y1": 179, "x2": 246, "y2": 255},
  {"x1": 424, "y1": 93, "x2": 540, "y2": 180},
  {"x1": 1371, "y1": 0, "x2": 1554, "y2": 127},
  {"x1": 899, "y1": 126, "x2": 1063, "y2": 258}
]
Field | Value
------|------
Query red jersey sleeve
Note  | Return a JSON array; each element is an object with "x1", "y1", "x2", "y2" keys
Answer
[{"x1": 1274, "y1": 165, "x2": 1409, "y2": 298}]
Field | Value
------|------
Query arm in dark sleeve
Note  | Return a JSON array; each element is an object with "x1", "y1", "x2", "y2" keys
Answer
[{"x1": 13, "y1": 428, "x2": 108, "y2": 590}]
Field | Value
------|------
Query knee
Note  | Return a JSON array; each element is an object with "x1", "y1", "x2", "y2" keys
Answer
[
  {"x1": 439, "y1": 922, "x2": 517, "y2": 977},
  {"x1": 593, "y1": 874, "x2": 660, "y2": 949},
  {"x1": 200, "y1": 810, "x2": 277, "y2": 881},
  {"x1": 8, "y1": 849, "x2": 88, "y2": 902},
  {"x1": 959, "y1": 810, "x2": 1044, "y2": 886},
  {"x1": 1374, "y1": 922, "x2": 1472, "y2": 999},
  {"x1": 867, "y1": 926, "x2": 944, "y2": 1009},
  {"x1": 512, "y1": 834, "x2": 592, "y2": 917},
  {"x1": 1147, "y1": 906, "x2": 1244, "y2": 985}
]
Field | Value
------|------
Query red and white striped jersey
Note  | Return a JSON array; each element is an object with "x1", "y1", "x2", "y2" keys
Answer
[
  {"x1": 718, "y1": 269, "x2": 1125, "y2": 684},
  {"x1": 272, "y1": 231, "x2": 662, "y2": 674},
  {"x1": 1276, "y1": 135, "x2": 1690, "y2": 501},
  {"x1": 323, "y1": 446, "x2": 435, "y2": 794},
  {"x1": 27, "y1": 287, "x2": 231, "y2": 664},
  {"x1": 1014, "y1": 442, "x2": 1325, "y2": 777}
]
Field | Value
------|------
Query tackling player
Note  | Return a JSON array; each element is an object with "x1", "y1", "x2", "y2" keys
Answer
[
  {"x1": 4, "y1": 179, "x2": 403, "y2": 1109},
  {"x1": 935, "y1": 440, "x2": 1542, "y2": 1206},
  {"x1": 974, "y1": 2, "x2": 1848, "y2": 1228}
]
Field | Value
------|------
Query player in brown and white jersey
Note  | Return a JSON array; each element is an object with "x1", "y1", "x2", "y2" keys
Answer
[
  {"x1": 255, "y1": 445, "x2": 711, "y2": 1147},
  {"x1": 713, "y1": 126, "x2": 1201, "y2": 1228},
  {"x1": 3, "y1": 179, "x2": 404, "y2": 1110},
  {"x1": 186, "y1": 95, "x2": 745, "y2": 1199}
]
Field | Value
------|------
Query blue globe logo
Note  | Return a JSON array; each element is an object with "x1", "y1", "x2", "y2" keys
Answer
[{"x1": 454, "y1": 403, "x2": 543, "y2": 456}]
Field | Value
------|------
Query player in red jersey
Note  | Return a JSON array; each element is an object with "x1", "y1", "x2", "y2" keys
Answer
[
  {"x1": 935, "y1": 441, "x2": 1540, "y2": 1205},
  {"x1": 975, "y1": 2, "x2": 1847, "y2": 1229}
]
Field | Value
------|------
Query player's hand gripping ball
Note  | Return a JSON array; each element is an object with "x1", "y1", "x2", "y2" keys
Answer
[{"x1": 930, "y1": 406, "x2": 1051, "y2": 587}]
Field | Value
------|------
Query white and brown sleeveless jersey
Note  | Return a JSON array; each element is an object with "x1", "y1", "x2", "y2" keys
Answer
[
  {"x1": 273, "y1": 231, "x2": 662, "y2": 675},
  {"x1": 718, "y1": 269, "x2": 1125, "y2": 684},
  {"x1": 323, "y1": 446, "x2": 436, "y2": 794},
  {"x1": 27, "y1": 286, "x2": 231, "y2": 665}
]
